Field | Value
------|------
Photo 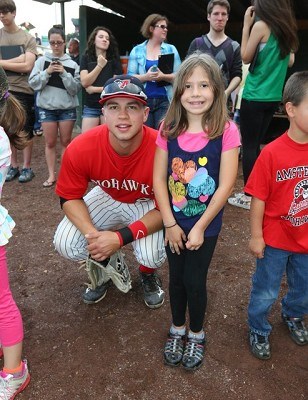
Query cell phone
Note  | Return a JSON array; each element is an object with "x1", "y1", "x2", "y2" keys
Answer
[{"x1": 51, "y1": 57, "x2": 60, "y2": 64}]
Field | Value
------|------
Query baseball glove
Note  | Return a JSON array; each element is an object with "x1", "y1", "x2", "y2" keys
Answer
[{"x1": 83, "y1": 251, "x2": 132, "y2": 293}]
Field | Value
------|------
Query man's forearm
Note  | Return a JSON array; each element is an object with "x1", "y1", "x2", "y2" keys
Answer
[
  {"x1": 0, "y1": 59, "x2": 33, "y2": 73},
  {"x1": 139, "y1": 208, "x2": 163, "y2": 235}
]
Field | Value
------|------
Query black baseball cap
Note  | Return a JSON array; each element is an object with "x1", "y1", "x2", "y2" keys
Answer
[{"x1": 99, "y1": 75, "x2": 147, "y2": 105}]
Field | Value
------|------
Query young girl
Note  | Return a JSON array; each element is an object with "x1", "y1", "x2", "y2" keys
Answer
[
  {"x1": 153, "y1": 52, "x2": 240, "y2": 370},
  {"x1": 0, "y1": 66, "x2": 30, "y2": 397},
  {"x1": 29, "y1": 24, "x2": 81, "y2": 188},
  {"x1": 80, "y1": 26, "x2": 122, "y2": 132}
]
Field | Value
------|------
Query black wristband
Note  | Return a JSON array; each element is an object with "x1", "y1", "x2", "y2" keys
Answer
[{"x1": 117, "y1": 227, "x2": 134, "y2": 246}]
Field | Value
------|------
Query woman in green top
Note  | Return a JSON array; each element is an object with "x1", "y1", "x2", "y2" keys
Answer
[{"x1": 228, "y1": 0, "x2": 298, "y2": 210}]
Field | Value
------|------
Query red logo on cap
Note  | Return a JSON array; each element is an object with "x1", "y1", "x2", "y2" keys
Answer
[{"x1": 115, "y1": 79, "x2": 131, "y2": 89}]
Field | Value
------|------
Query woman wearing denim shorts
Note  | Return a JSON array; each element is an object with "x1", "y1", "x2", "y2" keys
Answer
[
  {"x1": 80, "y1": 26, "x2": 122, "y2": 132},
  {"x1": 29, "y1": 25, "x2": 81, "y2": 187}
]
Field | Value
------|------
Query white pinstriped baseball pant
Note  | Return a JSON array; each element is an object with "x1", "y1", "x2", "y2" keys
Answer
[{"x1": 53, "y1": 186, "x2": 166, "y2": 269}]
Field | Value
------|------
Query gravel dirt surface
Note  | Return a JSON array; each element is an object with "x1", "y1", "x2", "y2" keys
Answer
[{"x1": 3, "y1": 134, "x2": 307, "y2": 400}]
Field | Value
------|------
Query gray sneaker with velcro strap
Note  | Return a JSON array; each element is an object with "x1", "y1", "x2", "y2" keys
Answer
[{"x1": 282, "y1": 313, "x2": 308, "y2": 345}]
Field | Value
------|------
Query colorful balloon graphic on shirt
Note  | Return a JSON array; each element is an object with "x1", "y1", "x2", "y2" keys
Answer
[{"x1": 168, "y1": 157, "x2": 216, "y2": 216}]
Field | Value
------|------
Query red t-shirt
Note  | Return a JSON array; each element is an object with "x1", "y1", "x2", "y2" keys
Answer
[
  {"x1": 245, "y1": 132, "x2": 308, "y2": 253},
  {"x1": 56, "y1": 125, "x2": 158, "y2": 203}
]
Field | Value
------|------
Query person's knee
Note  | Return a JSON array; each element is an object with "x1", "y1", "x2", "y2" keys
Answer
[
  {"x1": 136, "y1": 248, "x2": 166, "y2": 269},
  {"x1": 53, "y1": 220, "x2": 85, "y2": 260}
]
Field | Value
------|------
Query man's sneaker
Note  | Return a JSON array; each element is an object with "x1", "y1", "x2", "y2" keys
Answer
[
  {"x1": 282, "y1": 313, "x2": 308, "y2": 346},
  {"x1": 182, "y1": 335, "x2": 206, "y2": 370},
  {"x1": 18, "y1": 168, "x2": 35, "y2": 183},
  {"x1": 164, "y1": 332, "x2": 185, "y2": 367},
  {"x1": 82, "y1": 281, "x2": 110, "y2": 304},
  {"x1": 5, "y1": 167, "x2": 19, "y2": 182},
  {"x1": 249, "y1": 330, "x2": 271, "y2": 360},
  {"x1": 140, "y1": 271, "x2": 164, "y2": 309},
  {"x1": 0, "y1": 359, "x2": 30, "y2": 399}
]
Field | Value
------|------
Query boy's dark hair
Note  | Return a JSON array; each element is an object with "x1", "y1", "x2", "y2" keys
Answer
[
  {"x1": 283, "y1": 71, "x2": 308, "y2": 107},
  {"x1": 0, "y1": 0, "x2": 16, "y2": 13},
  {"x1": 207, "y1": 0, "x2": 230, "y2": 15}
]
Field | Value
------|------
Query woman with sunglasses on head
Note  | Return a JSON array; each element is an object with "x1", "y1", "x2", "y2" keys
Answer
[
  {"x1": 29, "y1": 24, "x2": 81, "y2": 188},
  {"x1": 128, "y1": 14, "x2": 181, "y2": 129},
  {"x1": 80, "y1": 26, "x2": 122, "y2": 132}
]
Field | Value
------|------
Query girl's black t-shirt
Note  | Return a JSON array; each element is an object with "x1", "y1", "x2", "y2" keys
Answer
[{"x1": 80, "y1": 54, "x2": 123, "y2": 108}]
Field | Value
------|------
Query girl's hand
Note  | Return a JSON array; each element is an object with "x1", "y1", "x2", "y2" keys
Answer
[
  {"x1": 249, "y1": 236, "x2": 265, "y2": 259},
  {"x1": 243, "y1": 6, "x2": 255, "y2": 29},
  {"x1": 97, "y1": 54, "x2": 107, "y2": 69},
  {"x1": 47, "y1": 61, "x2": 63, "y2": 75},
  {"x1": 165, "y1": 224, "x2": 186, "y2": 255},
  {"x1": 185, "y1": 225, "x2": 204, "y2": 251}
]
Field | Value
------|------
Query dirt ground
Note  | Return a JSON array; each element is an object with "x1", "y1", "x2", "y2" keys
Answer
[{"x1": 3, "y1": 133, "x2": 307, "y2": 400}]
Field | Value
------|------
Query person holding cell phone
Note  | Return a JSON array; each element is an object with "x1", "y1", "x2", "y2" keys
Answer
[
  {"x1": 127, "y1": 14, "x2": 181, "y2": 129},
  {"x1": 29, "y1": 25, "x2": 81, "y2": 188}
]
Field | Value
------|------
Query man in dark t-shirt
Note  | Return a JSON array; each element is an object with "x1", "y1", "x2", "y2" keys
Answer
[{"x1": 187, "y1": 0, "x2": 242, "y2": 99}]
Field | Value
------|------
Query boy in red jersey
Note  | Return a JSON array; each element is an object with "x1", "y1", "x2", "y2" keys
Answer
[
  {"x1": 245, "y1": 71, "x2": 308, "y2": 360},
  {"x1": 54, "y1": 75, "x2": 165, "y2": 308}
]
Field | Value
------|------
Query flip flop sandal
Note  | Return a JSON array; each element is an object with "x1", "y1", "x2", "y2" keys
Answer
[{"x1": 43, "y1": 180, "x2": 56, "y2": 188}]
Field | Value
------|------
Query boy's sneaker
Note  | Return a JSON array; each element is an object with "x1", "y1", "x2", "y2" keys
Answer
[
  {"x1": 0, "y1": 359, "x2": 30, "y2": 399},
  {"x1": 282, "y1": 313, "x2": 308, "y2": 345},
  {"x1": 140, "y1": 271, "x2": 164, "y2": 309},
  {"x1": 164, "y1": 332, "x2": 185, "y2": 367},
  {"x1": 249, "y1": 330, "x2": 271, "y2": 360},
  {"x1": 5, "y1": 167, "x2": 19, "y2": 182},
  {"x1": 18, "y1": 168, "x2": 35, "y2": 183},
  {"x1": 182, "y1": 335, "x2": 206, "y2": 371}
]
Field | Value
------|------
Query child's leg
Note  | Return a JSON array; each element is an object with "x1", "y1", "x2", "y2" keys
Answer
[
  {"x1": 282, "y1": 252, "x2": 308, "y2": 317},
  {"x1": 248, "y1": 246, "x2": 289, "y2": 336},
  {"x1": 0, "y1": 246, "x2": 23, "y2": 369},
  {"x1": 166, "y1": 246, "x2": 187, "y2": 328},
  {"x1": 178, "y1": 237, "x2": 217, "y2": 371},
  {"x1": 184, "y1": 236, "x2": 218, "y2": 333},
  {"x1": 163, "y1": 248, "x2": 187, "y2": 367}
]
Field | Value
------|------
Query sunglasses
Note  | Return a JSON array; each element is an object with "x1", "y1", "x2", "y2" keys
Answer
[
  {"x1": 104, "y1": 81, "x2": 144, "y2": 96},
  {"x1": 100, "y1": 79, "x2": 147, "y2": 103},
  {"x1": 49, "y1": 41, "x2": 65, "y2": 46},
  {"x1": 155, "y1": 24, "x2": 168, "y2": 30}
]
